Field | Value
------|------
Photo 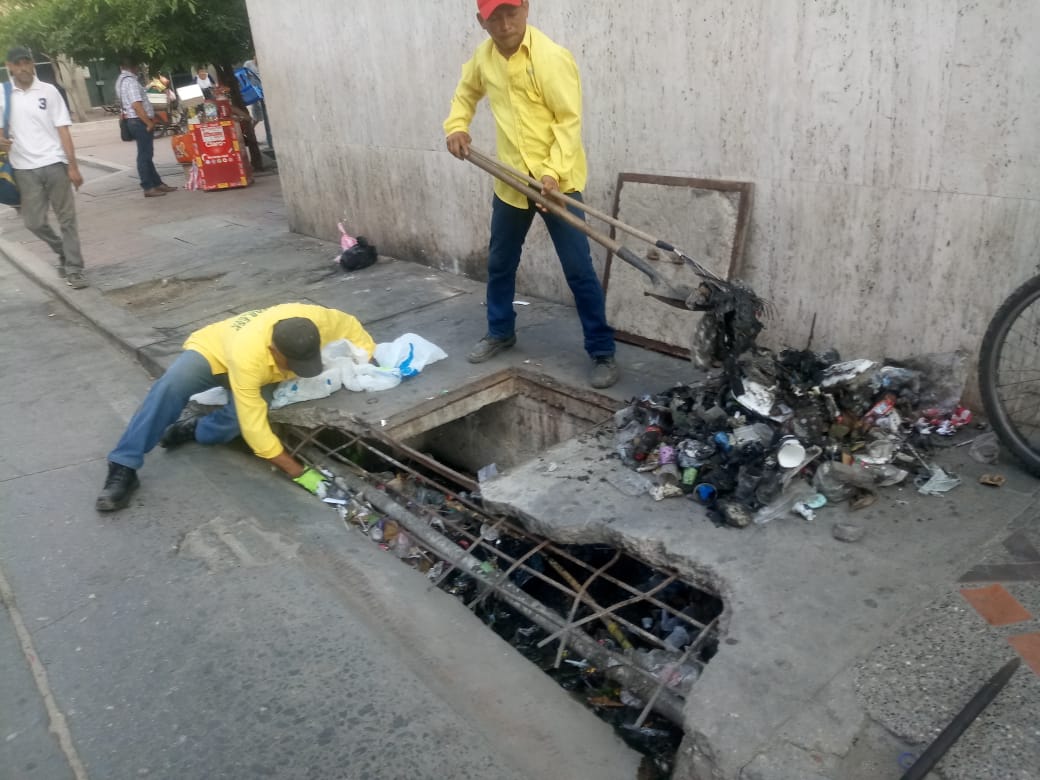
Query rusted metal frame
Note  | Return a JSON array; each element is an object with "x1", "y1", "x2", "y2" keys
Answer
[
  {"x1": 602, "y1": 171, "x2": 754, "y2": 357},
  {"x1": 536, "y1": 574, "x2": 677, "y2": 650},
  {"x1": 614, "y1": 172, "x2": 754, "y2": 279},
  {"x1": 633, "y1": 615, "x2": 720, "y2": 729},
  {"x1": 553, "y1": 550, "x2": 622, "y2": 669},
  {"x1": 548, "y1": 544, "x2": 709, "y2": 633},
  {"x1": 466, "y1": 539, "x2": 552, "y2": 610}
]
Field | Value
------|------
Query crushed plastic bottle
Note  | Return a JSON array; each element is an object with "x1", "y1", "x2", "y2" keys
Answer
[{"x1": 753, "y1": 480, "x2": 817, "y2": 524}]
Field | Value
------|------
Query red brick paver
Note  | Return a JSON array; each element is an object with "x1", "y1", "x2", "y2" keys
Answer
[
  {"x1": 960, "y1": 584, "x2": 1032, "y2": 626},
  {"x1": 1008, "y1": 633, "x2": 1040, "y2": 676}
]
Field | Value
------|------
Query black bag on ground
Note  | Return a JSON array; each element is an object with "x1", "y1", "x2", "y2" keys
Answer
[
  {"x1": 339, "y1": 236, "x2": 377, "y2": 272},
  {"x1": 119, "y1": 117, "x2": 132, "y2": 142}
]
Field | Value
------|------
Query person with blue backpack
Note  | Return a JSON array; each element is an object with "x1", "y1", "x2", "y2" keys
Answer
[{"x1": 236, "y1": 57, "x2": 270, "y2": 148}]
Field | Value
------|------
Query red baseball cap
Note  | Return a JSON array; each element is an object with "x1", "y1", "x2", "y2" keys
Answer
[{"x1": 477, "y1": 0, "x2": 523, "y2": 20}]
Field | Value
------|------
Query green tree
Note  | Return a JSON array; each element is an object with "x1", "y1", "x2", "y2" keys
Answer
[{"x1": 2, "y1": 0, "x2": 253, "y2": 72}]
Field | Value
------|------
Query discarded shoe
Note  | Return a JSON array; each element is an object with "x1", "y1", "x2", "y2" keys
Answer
[
  {"x1": 65, "y1": 272, "x2": 88, "y2": 289},
  {"x1": 467, "y1": 335, "x2": 516, "y2": 364},
  {"x1": 589, "y1": 356, "x2": 620, "y2": 389},
  {"x1": 95, "y1": 462, "x2": 139, "y2": 512},
  {"x1": 160, "y1": 416, "x2": 199, "y2": 448}
]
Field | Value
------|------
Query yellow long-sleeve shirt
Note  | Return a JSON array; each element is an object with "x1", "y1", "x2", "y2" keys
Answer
[
  {"x1": 182, "y1": 303, "x2": 375, "y2": 459},
  {"x1": 444, "y1": 25, "x2": 588, "y2": 209}
]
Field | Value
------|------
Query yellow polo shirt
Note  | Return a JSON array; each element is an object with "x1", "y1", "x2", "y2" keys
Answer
[
  {"x1": 182, "y1": 303, "x2": 376, "y2": 459},
  {"x1": 444, "y1": 25, "x2": 588, "y2": 209}
]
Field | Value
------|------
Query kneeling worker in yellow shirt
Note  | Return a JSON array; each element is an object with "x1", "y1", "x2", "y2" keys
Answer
[{"x1": 96, "y1": 303, "x2": 375, "y2": 512}]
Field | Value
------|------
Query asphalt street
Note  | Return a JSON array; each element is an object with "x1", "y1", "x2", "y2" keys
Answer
[{"x1": 0, "y1": 251, "x2": 640, "y2": 779}]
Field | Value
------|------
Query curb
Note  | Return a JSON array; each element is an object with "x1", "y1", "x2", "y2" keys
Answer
[
  {"x1": 77, "y1": 156, "x2": 127, "y2": 174},
  {"x1": 0, "y1": 236, "x2": 167, "y2": 376}
]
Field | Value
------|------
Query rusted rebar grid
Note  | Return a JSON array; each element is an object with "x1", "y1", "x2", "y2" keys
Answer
[
  {"x1": 633, "y1": 615, "x2": 720, "y2": 729},
  {"x1": 546, "y1": 543, "x2": 709, "y2": 633},
  {"x1": 553, "y1": 550, "x2": 622, "y2": 669},
  {"x1": 301, "y1": 445, "x2": 687, "y2": 723},
  {"x1": 467, "y1": 539, "x2": 552, "y2": 610},
  {"x1": 547, "y1": 556, "x2": 634, "y2": 651},
  {"x1": 283, "y1": 423, "x2": 331, "y2": 457},
  {"x1": 286, "y1": 426, "x2": 716, "y2": 715},
  {"x1": 536, "y1": 574, "x2": 678, "y2": 651},
  {"x1": 288, "y1": 424, "x2": 710, "y2": 646}
]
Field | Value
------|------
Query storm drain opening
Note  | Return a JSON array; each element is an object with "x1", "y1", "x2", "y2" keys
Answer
[
  {"x1": 383, "y1": 369, "x2": 617, "y2": 478},
  {"x1": 282, "y1": 382, "x2": 725, "y2": 778}
]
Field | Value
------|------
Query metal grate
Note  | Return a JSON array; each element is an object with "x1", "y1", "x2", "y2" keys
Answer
[{"x1": 281, "y1": 422, "x2": 723, "y2": 726}]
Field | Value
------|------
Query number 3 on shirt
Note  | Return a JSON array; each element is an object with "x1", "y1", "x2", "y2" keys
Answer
[{"x1": 38, "y1": 98, "x2": 47, "y2": 110}]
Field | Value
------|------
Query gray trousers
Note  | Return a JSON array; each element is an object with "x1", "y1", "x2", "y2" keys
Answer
[{"x1": 13, "y1": 163, "x2": 84, "y2": 272}]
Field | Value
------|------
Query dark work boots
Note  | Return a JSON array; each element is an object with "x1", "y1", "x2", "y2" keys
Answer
[
  {"x1": 160, "y1": 416, "x2": 199, "y2": 449},
  {"x1": 95, "y1": 462, "x2": 140, "y2": 512}
]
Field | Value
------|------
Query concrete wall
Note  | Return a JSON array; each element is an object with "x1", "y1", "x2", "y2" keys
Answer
[{"x1": 246, "y1": 0, "x2": 1040, "y2": 372}]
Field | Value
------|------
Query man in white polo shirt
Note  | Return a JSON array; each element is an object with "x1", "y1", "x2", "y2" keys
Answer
[{"x1": 0, "y1": 46, "x2": 87, "y2": 288}]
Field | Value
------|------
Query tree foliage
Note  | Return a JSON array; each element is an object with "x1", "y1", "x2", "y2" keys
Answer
[{"x1": 1, "y1": 0, "x2": 253, "y2": 70}]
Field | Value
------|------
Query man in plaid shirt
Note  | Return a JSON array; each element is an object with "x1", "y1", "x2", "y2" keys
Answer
[{"x1": 116, "y1": 59, "x2": 175, "y2": 198}]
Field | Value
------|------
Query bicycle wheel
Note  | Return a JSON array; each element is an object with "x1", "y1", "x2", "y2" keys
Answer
[{"x1": 979, "y1": 274, "x2": 1040, "y2": 475}]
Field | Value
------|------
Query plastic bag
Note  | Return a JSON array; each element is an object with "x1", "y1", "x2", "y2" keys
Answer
[
  {"x1": 339, "y1": 236, "x2": 377, "y2": 272},
  {"x1": 270, "y1": 338, "x2": 385, "y2": 405},
  {"x1": 374, "y1": 334, "x2": 448, "y2": 378},
  {"x1": 342, "y1": 361, "x2": 401, "y2": 392},
  {"x1": 322, "y1": 338, "x2": 370, "y2": 364},
  {"x1": 270, "y1": 365, "x2": 342, "y2": 409},
  {"x1": 900, "y1": 351, "x2": 968, "y2": 414},
  {"x1": 812, "y1": 462, "x2": 877, "y2": 502},
  {"x1": 337, "y1": 222, "x2": 358, "y2": 251},
  {"x1": 189, "y1": 386, "x2": 229, "y2": 406}
]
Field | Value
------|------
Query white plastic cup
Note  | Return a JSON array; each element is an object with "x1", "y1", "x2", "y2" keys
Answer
[{"x1": 777, "y1": 436, "x2": 807, "y2": 469}]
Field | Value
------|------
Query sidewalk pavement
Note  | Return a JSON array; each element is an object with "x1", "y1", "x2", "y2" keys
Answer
[{"x1": 1, "y1": 118, "x2": 1038, "y2": 780}]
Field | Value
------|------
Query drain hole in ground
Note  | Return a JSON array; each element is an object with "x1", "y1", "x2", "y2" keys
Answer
[{"x1": 285, "y1": 424, "x2": 725, "y2": 779}]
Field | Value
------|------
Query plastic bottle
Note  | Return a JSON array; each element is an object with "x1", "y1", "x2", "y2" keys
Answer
[{"x1": 753, "y1": 480, "x2": 816, "y2": 524}]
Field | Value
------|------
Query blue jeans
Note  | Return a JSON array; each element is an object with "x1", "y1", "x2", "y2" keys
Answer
[
  {"x1": 486, "y1": 194, "x2": 614, "y2": 357},
  {"x1": 127, "y1": 118, "x2": 162, "y2": 190},
  {"x1": 108, "y1": 351, "x2": 264, "y2": 470}
]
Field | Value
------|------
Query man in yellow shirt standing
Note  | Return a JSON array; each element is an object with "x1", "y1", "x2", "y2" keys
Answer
[
  {"x1": 444, "y1": 0, "x2": 619, "y2": 389},
  {"x1": 95, "y1": 303, "x2": 376, "y2": 512}
]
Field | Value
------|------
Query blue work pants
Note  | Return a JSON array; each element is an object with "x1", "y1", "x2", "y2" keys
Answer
[
  {"x1": 127, "y1": 118, "x2": 162, "y2": 190},
  {"x1": 108, "y1": 350, "x2": 263, "y2": 470},
  {"x1": 485, "y1": 194, "x2": 615, "y2": 357}
]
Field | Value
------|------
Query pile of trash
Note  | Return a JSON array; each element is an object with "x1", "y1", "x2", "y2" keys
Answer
[{"x1": 613, "y1": 348, "x2": 979, "y2": 528}]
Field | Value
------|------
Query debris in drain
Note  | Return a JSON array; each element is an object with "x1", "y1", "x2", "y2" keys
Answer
[
  {"x1": 288, "y1": 451, "x2": 720, "y2": 780},
  {"x1": 613, "y1": 342, "x2": 975, "y2": 527}
]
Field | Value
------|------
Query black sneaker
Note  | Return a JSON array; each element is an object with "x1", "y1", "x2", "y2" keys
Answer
[
  {"x1": 95, "y1": 462, "x2": 140, "y2": 512},
  {"x1": 160, "y1": 416, "x2": 198, "y2": 448},
  {"x1": 589, "y1": 356, "x2": 620, "y2": 389},
  {"x1": 466, "y1": 335, "x2": 516, "y2": 364}
]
